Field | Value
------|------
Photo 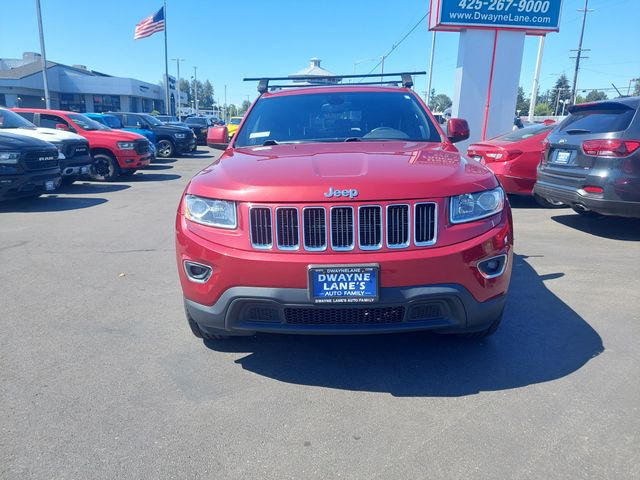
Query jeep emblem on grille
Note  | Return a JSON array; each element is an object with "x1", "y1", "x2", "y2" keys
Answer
[{"x1": 324, "y1": 187, "x2": 359, "y2": 199}]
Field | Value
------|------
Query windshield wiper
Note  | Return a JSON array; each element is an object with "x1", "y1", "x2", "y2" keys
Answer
[
  {"x1": 565, "y1": 128, "x2": 591, "y2": 134},
  {"x1": 262, "y1": 139, "x2": 279, "y2": 146},
  {"x1": 344, "y1": 137, "x2": 362, "y2": 142}
]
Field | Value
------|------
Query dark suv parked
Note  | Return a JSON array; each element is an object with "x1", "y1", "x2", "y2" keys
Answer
[
  {"x1": 110, "y1": 112, "x2": 195, "y2": 158},
  {"x1": 0, "y1": 132, "x2": 61, "y2": 200},
  {"x1": 184, "y1": 116, "x2": 215, "y2": 145},
  {"x1": 535, "y1": 97, "x2": 640, "y2": 218}
]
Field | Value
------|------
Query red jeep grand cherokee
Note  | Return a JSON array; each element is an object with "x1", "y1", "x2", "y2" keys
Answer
[{"x1": 177, "y1": 74, "x2": 513, "y2": 339}]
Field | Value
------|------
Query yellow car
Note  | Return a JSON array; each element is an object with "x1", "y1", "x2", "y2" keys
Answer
[{"x1": 227, "y1": 116, "x2": 243, "y2": 138}]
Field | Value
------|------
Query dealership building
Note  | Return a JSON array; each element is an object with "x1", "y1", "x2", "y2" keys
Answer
[{"x1": 0, "y1": 52, "x2": 174, "y2": 114}]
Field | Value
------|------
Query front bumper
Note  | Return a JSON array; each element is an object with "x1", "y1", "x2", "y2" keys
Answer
[
  {"x1": 185, "y1": 285, "x2": 507, "y2": 336},
  {"x1": 175, "y1": 138, "x2": 196, "y2": 153},
  {"x1": 177, "y1": 209, "x2": 513, "y2": 335},
  {"x1": 60, "y1": 153, "x2": 93, "y2": 177},
  {"x1": 118, "y1": 154, "x2": 151, "y2": 169},
  {"x1": 534, "y1": 181, "x2": 640, "y2": 218},
  {"x1": 0, "y1": 169, "x2": 61, "y2": 200}
]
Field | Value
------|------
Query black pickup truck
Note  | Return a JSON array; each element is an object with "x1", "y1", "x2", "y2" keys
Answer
[
  {"x1": 109, "y1": 112, "x2": 195, "y2": 158},
  {"x1": 0, "y1": 132, "x2": 61, "y2": 200}
]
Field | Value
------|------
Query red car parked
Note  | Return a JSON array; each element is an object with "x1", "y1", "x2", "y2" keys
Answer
[
  {"x1": 467, "y1": 122, "x2": 562, "y2": 207},
  {"x1": 13, "y1": 108, "x2": 152, "y2": 181},
  {"x1": 178, "y1": 74, "x2": 513, "y2": 340}
]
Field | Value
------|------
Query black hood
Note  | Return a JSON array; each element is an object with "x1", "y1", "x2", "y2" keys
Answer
[
  {"x1": 0, "y1": 132, "x2": 55, "y2": 150},
  {"x1": 153, "y1": 124, "x2": 193, "y2": 134}
]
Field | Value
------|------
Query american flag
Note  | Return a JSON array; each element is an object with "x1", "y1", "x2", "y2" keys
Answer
[{"x1": 134, "y1": 7, "x2": 165, "y2": 40}]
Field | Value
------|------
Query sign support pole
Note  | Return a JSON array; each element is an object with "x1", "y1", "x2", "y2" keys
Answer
[{"x1": 528, "y1": 35, "x2": 545, "y2": 122}]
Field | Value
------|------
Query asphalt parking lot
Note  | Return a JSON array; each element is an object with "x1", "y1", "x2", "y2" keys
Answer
[{"x1": 1, "y1": 147, "x2": 639, "y2": 479}]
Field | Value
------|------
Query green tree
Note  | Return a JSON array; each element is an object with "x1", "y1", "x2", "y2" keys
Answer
[
  {"x1": 428, "y1": 93, "x2": 452, "y2": 112},
  {"x1": 575, "y1": 94, "x2": 586, "y2": 105},
  {"x1": 240, "y1": 100, "x2": 251, "y2": 114},
  {"x1": 534, "y1": 102, "x2": 553, "y2": 116},
  {"x1": 201, "y1": 80, "x2": 215, "y2": 109},
  {"x1": 227, "y1": 104, "x2": 238, "y2": 117},
  {"x1": 550, "y1": 74, "x2": 571, "y2": 113},
  {"x1": 634, "y1": 79, "x2": 640, "y2": 96},
  {"x1": 585, "y1": 90, "x2": 607, "y2": 102},
  {"x1": 516, "y1": 86, "x2": 529, "y2": 116},
  {"x1": 178, "y1": 78, "x2": 191, "y2": 103}
]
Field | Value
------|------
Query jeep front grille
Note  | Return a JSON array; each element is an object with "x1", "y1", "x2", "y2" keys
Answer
[{"x1": 248, "y1": 201, "x2": 436, "y2": 251}]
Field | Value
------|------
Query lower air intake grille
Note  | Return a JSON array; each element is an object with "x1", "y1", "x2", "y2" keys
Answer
[{"x1": 284, "y1": 306, "x2": 405, "y2": 325}]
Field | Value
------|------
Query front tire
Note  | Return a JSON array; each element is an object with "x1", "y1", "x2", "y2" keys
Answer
[
  {"x1": 90, "y1": 153, "x2": 120, "y2": 182},
  {"x1": 157, "y1": 139, "x2": 175, "y2": 158},
  {"x1": 534, "y1": 193, "x2": 565, "y2": 208},
  {"x1": 185, "y1": 309, "x2": 231, "y2": 340},
  {"x1": 460, "y1": 311, "x2": 503, "y2": 338}
]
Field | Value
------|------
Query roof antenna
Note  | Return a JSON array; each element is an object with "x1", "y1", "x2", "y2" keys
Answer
[{"x1": 611, "y1": 83, "x2": 624, "y2": 98}]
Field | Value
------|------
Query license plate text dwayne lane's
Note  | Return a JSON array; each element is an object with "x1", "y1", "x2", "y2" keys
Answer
[{"x1": 309, "y1": 265, "x2": 379, "y2": 304}]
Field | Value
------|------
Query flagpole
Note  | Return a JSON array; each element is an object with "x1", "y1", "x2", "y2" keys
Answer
[
  {"x1": 35, "y1": 0, "x2": 51, "y2": 109},
  {"x1": 163, "y1": 0, "x2": 170, "y2": 114}
]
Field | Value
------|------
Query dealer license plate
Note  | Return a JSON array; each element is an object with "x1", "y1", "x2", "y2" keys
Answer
[
  {"x1": 309, "y1": 265, "x2": 379, "y2": 304},
  {"x1": 553, "y1": 150, "x2": 572, "y2": 165}
]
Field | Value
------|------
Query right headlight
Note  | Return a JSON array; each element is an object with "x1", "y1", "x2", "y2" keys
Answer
[
  {"x1": 174, "y1": 132, "x2": 186, "y2": 139},
  {"x1": 185, "y1": 195, "x2": 237, "y2": 229},
  {"x1": 450, "y1": 187, "x2": 504, "y2": 224},
  {"x1": 0, "y1": 151, "x2": 20, "y2": 164}
]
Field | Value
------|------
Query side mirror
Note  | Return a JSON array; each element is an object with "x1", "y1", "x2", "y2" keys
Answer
[
  {"x1": 447, "y1": 118, "x2": 470, "y2": 143},
  {"x1": 207, "y1": 126, "x2": 229, "y2": 150},
  {"x1": 55, "y1": 123, "x2": 70, "y2": 131}
]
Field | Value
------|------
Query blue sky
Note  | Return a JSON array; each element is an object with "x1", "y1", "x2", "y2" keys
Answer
[{"x1": 1, "y1": 0, "x2": 638, "y2": 106}]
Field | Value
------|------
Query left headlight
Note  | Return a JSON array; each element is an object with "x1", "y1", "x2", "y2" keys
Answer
[
  {"x1": 0, "y1": 152, "x2": 20, "y2": 164},
  {"x1": 450, "y1": 187, "x2": 504, "y2": 224},
  {"x1": 117, "y1": 141, "x2": 136, "y2": 150},
  {"x1": 185, "y1": 195, "x2": 237, "y2": 229}
]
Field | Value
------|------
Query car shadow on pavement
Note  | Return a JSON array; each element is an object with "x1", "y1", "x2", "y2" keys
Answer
[
  {"x1": 203, "y1": 254, "x2": 604, "y2": 397},
  {"x1": 57, "y1": 182, "x2": 131, "y2": 194},
  {"x1": 551, "y1": 214, "x2": 640, "y2": 241},
  {"x1": 0, "y1": 196, "x2": 108, "y2": 213},
  {"x1": 143, "y1": 164, "x2": 174, "y2": 171},
  {"x1": 507, "y1": 195, "x2": 569, "y2": 210},
  {"x1": 116, "y1": 173, "x2": 181, "y2": 182}
]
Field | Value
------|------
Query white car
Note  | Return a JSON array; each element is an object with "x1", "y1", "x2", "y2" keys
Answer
[{"x1": 0, "y1": 108, "x2": 93, "y2": 184}]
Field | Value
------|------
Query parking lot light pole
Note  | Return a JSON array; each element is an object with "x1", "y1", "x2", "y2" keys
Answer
[
  {"x1": 172, "y1": 58, "x2": 184, "y2": 117},
  {"x1": 528, "y1": 36, "x2": 545, "y2": 123},
  {"x1": 35, "y1": 0, "x2": 51, "y2": 109},
  {"x1": 193, "y1": 66, "x2": 198, "y2": 116}
]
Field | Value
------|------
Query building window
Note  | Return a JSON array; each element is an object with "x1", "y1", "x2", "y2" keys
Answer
[
  {"x1": 0, "y1": 94, "x2": 6, "y2": 107},
  {"x1": 59, "y1": 93, "x2": 86, "y2": 112},
  {"x1": 93, "y1": 95, "x2": 121, "y2": 113}
]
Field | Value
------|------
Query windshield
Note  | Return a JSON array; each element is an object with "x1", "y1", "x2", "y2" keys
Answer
[
  {"x1": 102, "y1": 115, "x2": 123, "y2": 129},
  {"x1": 142, "y1": 114, "x2": 163, "y2": 126},
  {"x1": 157, "y1": 115, "x2": 177, "y2": 122},
  {"x1": 186, "y1": 117, "x2": 207, "y2": 126},
  {"x1": 230, "y1": 117, "x2": 242, "y2": 125},
  {"x1": 495, "y1": 124, "x2": 554, "y2": 142},
  {"x1": 234, "y1": 91, "x2": 441, "y2": 147},
  {"x1": 0, "y1": 109, "x2": 37, "y2": 129},
  {"x1": 68, "y1": 113, "x2": 108, "y2": 131}
]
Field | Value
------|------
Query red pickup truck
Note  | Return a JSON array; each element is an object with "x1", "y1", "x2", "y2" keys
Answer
[{"x1": 13, "y1": 108, "x2": 152, "y2": 181}]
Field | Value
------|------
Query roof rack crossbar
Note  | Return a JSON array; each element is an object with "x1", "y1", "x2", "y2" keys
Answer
[{"x1": 244, "y1": 71, "x2": 426, "y2": 93}]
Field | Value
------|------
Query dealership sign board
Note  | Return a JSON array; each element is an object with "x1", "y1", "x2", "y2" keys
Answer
[{"x1": 429, "y1": 0, "x2": 562, "y2": 34}]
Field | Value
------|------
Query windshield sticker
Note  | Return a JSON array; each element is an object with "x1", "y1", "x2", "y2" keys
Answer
[{"x1": 249, "y1": 131, "x2": 270, "y2": 139}]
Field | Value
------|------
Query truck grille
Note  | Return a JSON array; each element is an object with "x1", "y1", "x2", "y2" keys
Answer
[
  {"x1": 134, "y1": 139, "x2": 150, "y2": 154},
  {"x1": 23, "y1": 149, "x2": 59, "y2": 170},
  {"x1": 61, "y1": 141, "x2": 89, "y2": 159},
  {"x1": 248, "y1": 202, "x2": 437, "y2": 251}
]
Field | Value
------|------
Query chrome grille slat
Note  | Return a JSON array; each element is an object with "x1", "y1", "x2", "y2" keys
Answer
[
  {"x1": 386, "y1": 204, "x2": 410, "y2": 248},
  {"x1": 358, "y1": 206, "x2": 382, "y2": 250},
  {"x1": 414, "y1": 202, "x2": 437, "y2": 246},
  {"x1": 276, "y1": 207, "x2": 299, "y2": 250},
  {"x1": 303, "y1": 207, "x2": 327, "y2": 251},
  {"x1": 249, "y1": 207, "x2": 273, "y2": 249},
  {"x1": 330, "y1": 206, "x2": 354, "y2": 251}
]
